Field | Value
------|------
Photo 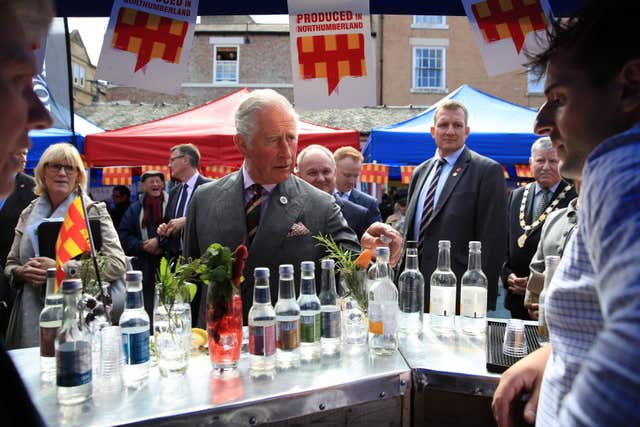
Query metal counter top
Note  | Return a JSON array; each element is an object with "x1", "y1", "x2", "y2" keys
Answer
[
  {"x1": 399, "y1": 315, "x2": 505, "y2": 397},
  {"x1": 10, "y1": 345, "x2": 411, "y2": 426}
]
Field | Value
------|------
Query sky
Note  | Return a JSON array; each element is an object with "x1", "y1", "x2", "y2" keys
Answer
[{"x1": 68, "y1": 15, "x2": 289, "y2": 66}]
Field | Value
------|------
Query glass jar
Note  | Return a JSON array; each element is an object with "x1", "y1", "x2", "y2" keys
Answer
[{"x1": 153, "y1": 296, "x2": 191, "y2": 377}]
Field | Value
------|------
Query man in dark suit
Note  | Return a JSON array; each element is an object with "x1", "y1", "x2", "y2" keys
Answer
[
  {"x1": 297, "y1": 144, "x2": 370, "y2": 239},
  {"x1": 403, "y1": 99, "x2": 507, "y2": 313},
  {"x1": 501, "y1": 137, "x2": 576, "y2": 319},
  {"x1": 0, "y1": 166, "x2": 36, "y2": 337},
  {"x1": 184, "y1": 90, "x2": 360, "y2": 324},
  {"x1": 334, "y1": 146, "x2": 382, "y2": 224}
]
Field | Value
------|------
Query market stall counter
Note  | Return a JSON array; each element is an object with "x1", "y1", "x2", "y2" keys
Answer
[{"x1": 10, "y1": 346, "x2": 411, "y2": 426}]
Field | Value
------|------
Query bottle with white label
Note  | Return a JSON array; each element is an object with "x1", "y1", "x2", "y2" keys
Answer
[
  {"x1": 56, "y1": 279, "x2": 92, "y2": 405},
  {"x1": 119, "y1": 270, "x2": 150, "y2": 388},
  {"x1": 398, "y1": 241, "x2": 424, "y2": 336},
  {"x1": 40, "y1": 268, "x2": 63, "y2": 381},
  {"x1": 275, "y1": 264, "x2": 300, "y2": 368},
  {"x1": 248, "y1": 268, "x2": 277, "y2": 374},
  {"x1": 319, "y1": 258, "x2": 341, "y2": 355},
  {"x1": 429, "y1": 240, "x2": 457, "y2": 333},
  {"x1": 297, "y1": 261, "x2": 321, "y2": 361},
  {"x1": 460, "y1": 241, "x2": 488, "y2": 335},
  {"x1": 368, "y1": 247, "x2": 399, "y2": 355}
]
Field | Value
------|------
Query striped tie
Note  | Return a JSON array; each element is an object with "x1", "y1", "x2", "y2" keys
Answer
[
  {"x1": 417, "y1": 159, "x2": 445, "y2": 256},
  {"x1": 245, "y1": 184, "x2": 263, "y2": 244}
]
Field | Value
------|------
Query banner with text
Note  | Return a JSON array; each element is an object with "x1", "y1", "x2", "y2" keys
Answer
[
  {"x1": 96, "y1": 0, "x2": 199, "y2": 95},
  {"x1": 462, "y1": 0, "x2": 552, "y2": 76},
  {"x1": 287, "y1": 0, "x2": 376, "y2": 110}
]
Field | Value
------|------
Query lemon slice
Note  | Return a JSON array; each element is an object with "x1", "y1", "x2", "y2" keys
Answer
[{"x1": 191, "y1": 328, "x2": 208, "y2": 350}]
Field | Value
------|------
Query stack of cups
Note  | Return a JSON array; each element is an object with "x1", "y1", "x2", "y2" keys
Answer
[
  {"x1": 502, "y1": 319, "x2": 528, "y2": 357},
  {"x1": 99, "y1": 325, "x2": 123, "y2": 392}
]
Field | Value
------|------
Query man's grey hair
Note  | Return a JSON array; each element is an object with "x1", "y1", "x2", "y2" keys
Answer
[
  {"x1": 235, "y1": 89, "x2": 299, "y2": 146},
  {"x1": 297, "y1": 144, "x2": 335, "y2": 171},
  {"x1": 531, "y1": 137, "x2": 553, "y2": 156}
]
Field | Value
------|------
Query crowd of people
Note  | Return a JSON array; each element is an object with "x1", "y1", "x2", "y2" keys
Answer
[{"x1": 0, "y1": 0, "x2": 638, "y2": 426}]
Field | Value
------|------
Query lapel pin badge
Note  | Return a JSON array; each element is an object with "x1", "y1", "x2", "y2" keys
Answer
[
  {"x1": 280, "y1": 196, "x2": 288, "y2": 205},
  {"x1": 452, "y1": 167, "x2": 462, "y2": 177}
]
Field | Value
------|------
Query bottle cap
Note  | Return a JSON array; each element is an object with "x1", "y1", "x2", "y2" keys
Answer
[
  {"x1": 46, "y1": 267, "x2": 56, "y2": 278},
  {"x1": 279, "y1": 264, "x2": 293, "y2": 276},
  {"x1": 375, "y1": 246, "x2": 390, "y2": 257},
  {"x1": 406, "y1": 240, "x2": 418, "y2": 249},
  {"x1": 321, "y1": 258, "x2": 334, "y2": 269},
  {"x1": 438, "y1": 240, "x2": 451, "y2": 249},
  {"x1": 60, "y1": 279, "x2": 82, "y2": 294},
  {"x1": 301, "y1": 261, "x2": 315, "y2": 272},
  {"x1": 468, "y1": 241, "x2": 481, "y2": 251},
  {"x1": 254, "y1": 267, "x2": 270, "y2": 279},
  {"x1": 126, "y1": 270, "x2": 142, "y2": 282}
]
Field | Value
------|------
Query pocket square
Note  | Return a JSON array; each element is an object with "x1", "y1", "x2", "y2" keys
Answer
[{"x1": 287, "y1": 222, "x2": 310, "y2": 237}]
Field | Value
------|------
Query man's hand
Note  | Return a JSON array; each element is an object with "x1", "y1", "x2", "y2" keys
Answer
[
  {"x1": 492, "y1": 345, "x2": 551, "y2": 427},
  {"x1": 361, "y1": 222, "x2": 403, "y2": 267},
  {"x1": 157, "y1": 217, "x2": 186, "y2": 237},
  {"x1": 16, "y1": 256, "x2": 55, "y2": 285},
  {"x1": 142, "y1": 237, "x2": 162, "y2": 255},
  {"x1": 507, "y1": 273, "x2": 528, "y2": 295},
  {"x1": 527, "y1": 303, "x2": 539, "y2": 321}
]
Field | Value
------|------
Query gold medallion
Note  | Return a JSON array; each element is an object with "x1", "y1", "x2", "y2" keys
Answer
[{"x1": 517, "y1": 233, "x2": 527, "y2": 248}]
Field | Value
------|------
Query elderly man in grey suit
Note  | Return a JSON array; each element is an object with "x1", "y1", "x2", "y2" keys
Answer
[
  {"x1": 403, "y1": 99, "x2": 507, "y2": 313},
  {"x1": 185, "y1": 89, "x2": 361, "y2": 325}
]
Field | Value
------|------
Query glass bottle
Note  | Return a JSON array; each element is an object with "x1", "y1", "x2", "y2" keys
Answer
[
  {"x1": 248, "y1": 268, "x2": 277, "y2": 374},
  {"x1": 56, "y1": 279, "x2": 92, "y2": 405},
  {"x1": 119, "y1": 270, "x2": 150, "y2": 388},
  {"x1": 398, "y1": 241, "x2": 424, "y2": 336},
  {"x1": 319, "y1": 258, "x2": 341, "y2": 355},
  {"x1": 275, "y1": 264, "x2": 300, "y2": 368},
  {"x1": 460, "y1": 241, "x2": 488, "y2": 335},
  {"x1": 297, "y1": 261, "x2": 321, "y2": 361},
  {"x1": 538, "y1": 255, "x2": 560, "y2": 343},
  {"x1": 40, "y1": 268, "x2": 63, "y2": 381},
  {"x1": 429, "y1": 240, "x2": 457, "y2": 333},
  {"x1": 368, "y1": 247, "x2": 399, "y2": 355}
]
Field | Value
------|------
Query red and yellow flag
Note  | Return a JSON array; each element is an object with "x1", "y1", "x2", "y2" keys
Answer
[
  {"x1": 55, "y1": 197, "x2": 91, "y2": 290},
  {"x1": 400, "y1": 166, "x2": 416, "y2": 184},
  {"x1": 360, "y1": 163, "x2": 389, "y2": 184}
]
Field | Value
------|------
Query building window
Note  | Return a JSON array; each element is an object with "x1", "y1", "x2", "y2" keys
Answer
[
  {"x1": 528, "y1": 68, "x2": 546, "y2": 94},
  {"x1": 412, "y1": 16, "x2": 447, "y2": 29},
  {"x1": 413, "y1": 47, "x2": 445, "y2": 90},
  {"x1": 72, "y1": 63, "x2": 85, "y2": 88},
  {"x1": 213, "y1": 46, "x2": 239, "y2": 84}
]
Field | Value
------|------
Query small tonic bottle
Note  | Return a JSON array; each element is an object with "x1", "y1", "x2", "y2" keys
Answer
[
  {"x1": 368, "y1": 247, "x2": 399, "y2": 355},
  {"x1": 248, "y1": 267, "x2": 277, "y2": 374},
  {"x1": 460, "y1": 241, "x2": 488, "y2": 335},
  {"x1": 119, "y1": 270, "x2": 150, "y2": 388},
  {"x1": 398, "y1": 241, "x2": 424, "y2": 336},
  {"x1": 319, "y1": 258, "x2": 341, "y2": 355},
  {"x1": 40, "y1": 268, "x2": 63, "y2": 381},
  {"x1": 56, "y1": 279, "x2": 92, "y2": 405},
  {"x1": 275, "y1": 264, "x2": 300, "y2": 368},
  {"x1": 429, "y1": 240, "x2": 457, "y2": 333},
  {"x1": 297, "y1": 261, "x2": 321, "y2": 361},
  {"x1": 538, "y1": 255, "x2": 560, "y2": 343}
]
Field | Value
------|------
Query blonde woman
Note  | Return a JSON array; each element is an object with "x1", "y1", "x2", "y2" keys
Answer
[{"x1": 4, "y1": 143, "x2": 126, "y2": 348}]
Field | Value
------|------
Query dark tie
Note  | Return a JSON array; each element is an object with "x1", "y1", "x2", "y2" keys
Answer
[
  {"x1": 245, "y1": 184, "x2": 263, "y2": 245},
  {"x1": 417, "y1": 159, "x2": 445, "y2": 256},
  {"x1": 535, "y1": 188, "x2": 550, "y2": 219},
  {"x1": 175, "y1": 183, "x2": 189, "y2": 218}
]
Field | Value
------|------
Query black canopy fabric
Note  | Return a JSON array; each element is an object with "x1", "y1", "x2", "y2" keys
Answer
[{"x1": 54, "y1": 0, "x2": 583, "y2": 17}]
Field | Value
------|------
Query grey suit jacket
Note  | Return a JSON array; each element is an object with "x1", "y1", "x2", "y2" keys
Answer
[
  {"x1": 403, "y1": 147, "x2": 507, "y2": 312},
  {"x1": 185, "y1": 171, "x2": 361, "y2": 325}
]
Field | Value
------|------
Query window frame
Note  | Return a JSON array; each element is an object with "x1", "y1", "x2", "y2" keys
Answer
[
  {"x1": 411, "y1": 15, "x2": 448, "y2": 29},
  {"x1": 212, "y1": 44, "x2": 240, "y2": 85},
  {"x1": 527, "y1": 68, "x2": 546, "y2": 94},
  {"x1": 411, "y1": 46, "x2": 446, "y2": 92}
]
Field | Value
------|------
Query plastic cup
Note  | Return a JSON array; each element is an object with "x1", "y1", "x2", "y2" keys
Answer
[
  {"x1": 99, "y1": 325, "x2": 123, "y2": 391},
  {"x1": 502, "y1": 319, "x2": 528, "y2": 357}
]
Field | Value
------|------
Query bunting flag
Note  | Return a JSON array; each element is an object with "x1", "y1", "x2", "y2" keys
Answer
[
  {"x1": 400, "y1": 166, "x2": 416, "y2": 184},
  {"x1": 515, "y1": 163, "x2": 533, "y2": 178},
  {"x1": 360, "y1": 163, "x2": 389, "y2": 184},
  {"x1": 102, "y1": 167, "x2": 132, "y2": 185},
  {"x1": 297, "y1": 33, "x2": 367, "y2": 95},
  {"x1": 203, "y1": 165, "x2": 237, "y2": 179},
  {"x1": 55, "y1": 197, "x2": 91, "y2": 290},
  {"x1": 141, "y1": 165, "x2": 171, "y2": 181},
  {"x1": 462, "y1": 0, "x2": 552, "y2": 76}
]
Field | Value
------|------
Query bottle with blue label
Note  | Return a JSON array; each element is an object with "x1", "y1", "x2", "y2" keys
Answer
[
  {"x1": 248, "y1": 268, "x2": 276, "y2": 374},
  {"x1": 319, "y1": 258, "x2": 341, "y2": 355},
  {"x1": 40, "y1": 268, "x2": 62, "y2": 381},
  {"x1": 56, "y1": 279, "x2": 92, "y2": 405},
  {"x1": 297, "y1": 261, "x2": 322, "y2": 361},
  {"x1": 275, "y1": 264, "x2": 300, "y2": 368},
  {"x1": 119, "y1": 270, "x2": 150, "y2": 388}
]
